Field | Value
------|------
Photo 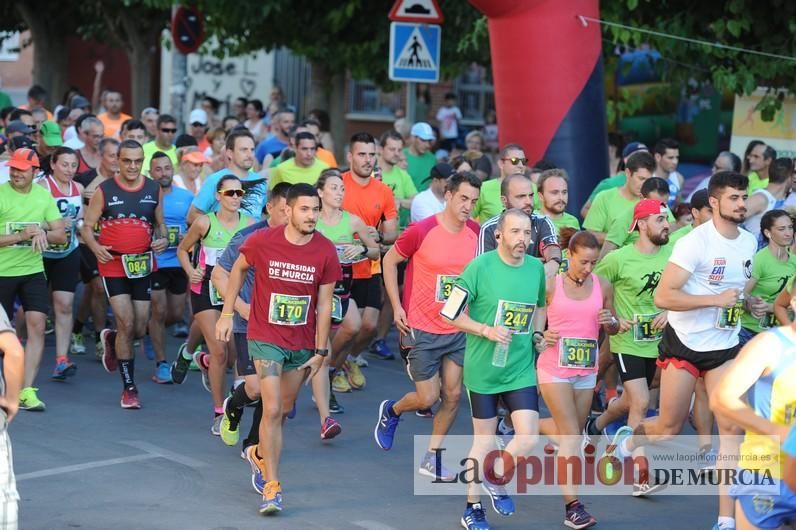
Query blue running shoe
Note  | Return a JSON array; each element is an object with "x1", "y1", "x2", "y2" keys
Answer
[
  {"x1": 244, "y1": 445, "x2": 266, "y2": 495},
  {"x1": 461, "y1": 502, "x2": 490, "y2": 530},
  {"x1": 51, "y1": 359, "x2": 77, "y2": 381},
  {"x1": 418, "y1": 451, "x2": 455, "y2": 481},
  {"x1": 286, "y1": 401, "x2": 296, "y2": 419},
  {"x1": 369, "y1": 339, "x2": 395, "y2": 360},
  {"x1": 374, "y1": 399, "x2": 400, "y2": 450},
  {"x1": 259, "y1": 481, "x2": 283, "y2": 515},
  {"x1": 143, "y1": 336, "x2": 155, "y2": 361},
  {"x1": 481, "y1": 481, "x2": 515, "y2": 516},
  {"x1": 152, "y1": 361, "x2": 172, "y2": 384}
]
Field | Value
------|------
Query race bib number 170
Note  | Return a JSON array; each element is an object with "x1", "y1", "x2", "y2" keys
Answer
[{"x1": 268, "y1": 294, "x2": 311, "y2": 326}]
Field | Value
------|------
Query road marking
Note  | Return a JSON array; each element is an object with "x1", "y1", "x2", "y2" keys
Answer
[
  {"x1": 352, "y1": 521, "x2": 398, "y2": 530},
  {"x1": 18, "y1": 441, "x2": 207, "y2": 481},
  {"x1": 17, "y1": 454, "x2": 154, "y2": 481}
]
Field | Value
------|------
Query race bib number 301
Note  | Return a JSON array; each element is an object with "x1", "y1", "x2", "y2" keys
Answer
[
  {"x1": 122, "y1": 252, "x2": 153, "y2": 279},
  {"x1": 494, "y1": 300, "x2": 535, "y2": 334},
  {"x1": 435, "y1": 275, "x2": 458, "y2": 303},
  {"x1": 715, "y1": 301, "x2": 743, "y2": 330},
  {"x1": 558, "y1": 337, "x2": 598, "y2": 369},
  {"x1": 269, "y1": 293, "x2": 311, "y2": 326}
]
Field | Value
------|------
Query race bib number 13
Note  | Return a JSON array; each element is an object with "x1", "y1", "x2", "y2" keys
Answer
[
  {"x1": 269, "y1": 293, "x2": 311, "y2": 326},
  {"x1": 715, "y1": 301, "x2": 743, "y2": 330},
  {"x1": 494, "y1": 300, "x2": 534, "y2": 334}
]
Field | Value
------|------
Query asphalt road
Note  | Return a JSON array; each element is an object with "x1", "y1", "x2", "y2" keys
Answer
[{"x1": 11, "y1": 328, "x2": 718, "y2": 530}]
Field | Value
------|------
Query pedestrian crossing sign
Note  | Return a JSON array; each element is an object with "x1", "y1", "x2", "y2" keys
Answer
[{"x1": 389, "y1": 22, "x2": 441, "y2": 83}]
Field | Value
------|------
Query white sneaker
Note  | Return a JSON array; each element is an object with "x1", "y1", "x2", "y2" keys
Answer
[{"x1": 350, "y1": 353, "x2": 369, "y2": 368}]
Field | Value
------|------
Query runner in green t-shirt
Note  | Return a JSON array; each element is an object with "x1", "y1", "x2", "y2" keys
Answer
[
  {"x1": 403, "y1": 122, "x2": 437, "y2": 191},
  {"x1": 379, "y1": 130, "x2": 417, "y2": 230},
  {"x1": 268, "y1": 132, "x2": 328, "y2": 189},
  {"x1": 740, "y1": 210, "x2": 796, "y2": 342},
  {"x1": 580, "y1": 141, "x2": 649, "y2": 219},
  {"x1": 583, "y1": 150, "x2": 655, "y2": 244},
  {"x1": 667, "y1": 188, "x2": 713, "y2": 246},
  {"x1": 537, "y1": 168, "x2": 580, "y2": 235},
  {"x1": 442, "y1": 209, "x2": 546, "y2": 529},
  {"x1": 472, "y1": 143, "x2": 527, "y2": 223},
  {"x1": 0, "y1": 148, "x2": 67, "y2": 412},
  {"x1": 585, "y1": 199, "x2": 671, "y2": 494}
]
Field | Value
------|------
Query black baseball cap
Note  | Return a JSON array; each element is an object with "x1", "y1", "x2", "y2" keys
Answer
[{"x1": 430, "y1": 162, "x2": 454, "y2": 180}]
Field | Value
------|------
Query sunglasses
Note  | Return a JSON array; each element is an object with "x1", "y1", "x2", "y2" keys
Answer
[
  {"x1": 502, "y1": 157, "x2": 528, "y2": 165},
  {"x1": 160, "y1": 128, "x2": 177, "y2": 133},
  {"x1": 220, "y1": 189, "x2": 244, "y2": 197}
]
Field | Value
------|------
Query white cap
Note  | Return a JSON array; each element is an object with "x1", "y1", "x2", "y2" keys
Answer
[{"x1": 189, "y1": 108, "x2": 208, "y2": 125}]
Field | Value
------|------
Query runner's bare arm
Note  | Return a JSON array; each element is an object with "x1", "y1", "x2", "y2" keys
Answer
[
  {"x1": 380, "y1": 218, "x2": 399, "y2": 245},
  {"x1": 382, "y1": 245, "x2": 410, "y2": 335},
  {"x1": 773, "y1": 286, "x2": 792, "y2": 326},
  {"x1": 598, "y1": 276, "x2": 621, "y2": 335},
  {"x1": 150, "y1": 188, "x2": 169, "y2": 252},
  {"x1": 177, "y1": 215, "x2": 209, "y2": 283},
  {"x1": 654, "y1": 261, "x2": 739, "y2": 311},
  {"x1": 215, "y1": 254, "x2": 251, "y2": 342},
  {"x1": 0, "y1": 330, "x2": 24, "y2": 422},
  {"x1": 350, "y1": 214, "x2": 381, "y2": 260},
  {"x1": 186, "y1": 205, "x2": 205, "y2": 226},
  {"x1": 711, "y1": 332, "x2": 789, "y2": 442},
  {"x1": 447, "y1": 307, "x2": 512, "y2": 344},
  {"x1": 79, "y1": 187, "x2": 112, "y2": 262},
  {"x1": 42, "y1": 218, "x2": 67, "y2": 246},
  {"x1": 541, "y1": 244, "x2": 562, "y2": 277},
  {"x1": 314, "y1": 282, "x2": 335, "y2": 351}
]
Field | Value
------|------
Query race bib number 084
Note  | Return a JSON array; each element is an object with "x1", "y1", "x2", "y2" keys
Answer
[
  {"x1": 494, "y1": 300, "x2": 535, "y2": 334},
  {"x1": 268, "y1": 293, "x2": 311, "y2": 326},
  {"x1": 122, "y1": 252, "x2": 153, "y2": 279}
]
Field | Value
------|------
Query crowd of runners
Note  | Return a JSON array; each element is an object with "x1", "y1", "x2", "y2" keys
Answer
[{"x1": 0, "y1": 86, "x2": 795, "y2": 530}]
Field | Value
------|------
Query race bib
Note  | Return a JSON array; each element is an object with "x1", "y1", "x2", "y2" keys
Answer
[
  {"x1": 715, "y1": 301, "x2": 743, "y2": 330},
  {"x1": 268, "y1": 293, "x2": 311, "y2": 326},
  {"x1": 494, "y1": 300, "x2": 534, "y2": 334},
  {"x1": 435, "y1": 274, "x2": 458, "y2": 303},
  {"x1": 166, "y1": 225, "x2": 181, "y2": 248},
  {"x1": 633, "y1": 313, "x2": 663, "y2": 342},
  {"x1": 122, "y1": 252, "x2": 153, "y2": 279},
  {"x1": 48, "y1": 226, "x2": 73, "y2": 253},
  {"x1": 335, "y1": 245, "x2": 366, "y2": 265},
  {"x1": 759, "y1": 312, "x2": 777, "y2": 329},
  {"x1": 208, "y1": 279, "x2": 224, "y2": 306},
  {"x1": 331, "y1": 294, "x2": 343, "y2": 324},
  {"x1": 558, "y1": 337, "x2": 598, "y2": 369},
  {"x1": 6, "y1": 222, "x2": 39, "y2": 247}
]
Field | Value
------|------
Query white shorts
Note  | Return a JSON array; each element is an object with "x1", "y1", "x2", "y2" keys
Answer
[{"x1": 536, "y1": 365, "x2": 597, "y2": 390}]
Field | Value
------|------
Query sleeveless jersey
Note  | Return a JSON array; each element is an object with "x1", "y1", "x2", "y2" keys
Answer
[
  {"x1": 42, "y1": 176, "x2": 82, "y2": 258},
  {"x1": 316, "y1": 211, "x2": 355, "y2": 298},
  {"x1": 96, "y1": 176, "x2": 161, "y2": 278},
  {"x1": 190, "y1": 212, "x2": 250, "y2": 295}
]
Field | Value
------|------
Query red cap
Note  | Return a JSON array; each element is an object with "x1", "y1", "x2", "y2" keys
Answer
[
  {"x1": 6, "y1": 148, "x2": 40, "y2": 171},
  {"x1": 628, "y1": 199, "x2": 668, "y2": 232},
  {"x1": 182, "y1": 150, "x2": 209, "y2": 165}
]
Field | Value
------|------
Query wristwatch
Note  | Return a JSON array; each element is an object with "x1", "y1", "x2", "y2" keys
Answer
[{"x1": 314, "y1": 348, "x2": 329, "y2": 357}]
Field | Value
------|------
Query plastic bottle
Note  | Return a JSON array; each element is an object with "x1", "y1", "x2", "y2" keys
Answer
[{"x1": 491, "y1": 335, "x2": 511, "y2": 368}]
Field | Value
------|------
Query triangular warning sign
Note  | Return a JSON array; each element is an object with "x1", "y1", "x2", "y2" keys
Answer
[
  {"x1": 395, "y1": 27, "x2": 436, "y2": 69},
  {"x1": 389, "y1": 0, "x2": 444, "y2": 24}
]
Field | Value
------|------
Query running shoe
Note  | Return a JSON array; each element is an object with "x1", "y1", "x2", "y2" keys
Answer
[
  {"x1": 320, "y1": 416, "x2": 342, "y2": 440},
  {"x1": 482, "y1": 481, "x2": 515, "y2": 516},
  {"x1": 211, "y1": 414, "x2": 222, "y2": 436},
  {"x1": 581, "y1": 415, "x2": 600, "y2": 458},
  {"x1": 461, "y1": 502, "x2": 490, "y2": 530},
  {"x1": 601, "y1": 426, "x2": 633, "y2": 480},
  {"x1": 497, "y1": 417, "x2": 515, "y2": 436},
  {"x1": 697, "y1": 445, "x2": 718, "y2": 476},
  {"x1": 245, "y1": 445, "x2": 266, "y2": 495},
  {"x1": 350, "y1": 353, "x2": 368, "y2": 367},
  {"x1": 51, "y1": 359, "x2": 77, "y2": 381},
  {"x1": 343, "y1": 360, "x2": 365, "y2": 389},
  {"x1": 142, "y1": 336, "x2": 155, "y2": 361},
  {"x1": 100, "y1": 329, "x2": 118, "y2": 373},
  {"x1": 329, "y1": 392, "x2": 344, "y2": 414},
  {"x1": 368, "y1": 338, "x2": 395, "y2": 360},
  {"x1": 416, "y1": 408, "x2": 434, "y2": 418},
  {"x1": 374, "y1": 399, "x2": 400, "y2": 450},
  {"x1": 171, "y1": 343, "x2": 191, "y2": 384},
  {"x1": 632, "y1": 480, "x2": 666, "y2": 497},
  {"x1": 70, "y1": 333, "x2": 86, "y2": 355},
  {"x1": 120, "y1": 386, "x2": 141, "y2": 409},
  {"x1": 172, "y1": 321, "x2": 189, "y2": 338},
  {"x1": 418, "y1": 451, "x2": 455, "y2": 481},
  {"x1": 152, "y1": 361, "x2": 173, "y2": 384},
  {"x1": 19, "y1": 387, "x2": 45, "y2": 411},
  {"x1": 332, "y1": 370, "x2": 352, "y2": 393},
  {"x1": 259, "y1": 480, "x2": 283, "y2": 515},
  {"x1": 95, "y1": 339, "x2": 104, "y2": 361},
  {"x1": 220, "y1": 396, "x2": 240, "y2": 446},
  {"x1": 45, "y1": 316, "x2": 54, "y2": 335},
  {"x1": 564, "y1": 501, "x2": 596, "y2": 529},
  {"x1": 193, "y1": 351, "x2": 211, "y2": 392}
]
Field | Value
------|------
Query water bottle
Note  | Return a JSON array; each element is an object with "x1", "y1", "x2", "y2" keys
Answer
[{"x1": 491, "y1": 335, "x2": 511, "y2": 368}]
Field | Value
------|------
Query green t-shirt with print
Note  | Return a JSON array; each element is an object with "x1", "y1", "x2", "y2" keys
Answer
[
  {"x1": 403, "y1": 148, "x2": 436, "y2": 192},
  {"x1": 381, "y1": 166, "x2": 418, "y2": 230},
  {"x1": 472, "y1": 178, "x2": 502, "y2": 224},
  {"x1": 268, "y1": 158, "x2": 328, "y2": 190},
  {"x1": 583, "y1": 187, "x2": 637, "y2": 235},
  {"x1": 0, "y1": 183, "x2": 62, "y2": 276},
  {"x1": 747, "y1": 171, "x2": 768, "y2": 194},
  {"x1": 605, "y1": 206, "x2": 675, "y2": 248},
  {"x1": 741, "y1": 248, "x2": 796, "y2": 333},
  {"x1": 587, "y1": 173, "x2": 626, "y2": 203},
  {"x1": 549, "y1": 212, "x2": 581, "y2": 234},
  {"x1": 595, "y1": 243, "x2": 672, "y2": 358},
  {"x1": 456, "y1": 251, "x2": 546, "y2": 394}
]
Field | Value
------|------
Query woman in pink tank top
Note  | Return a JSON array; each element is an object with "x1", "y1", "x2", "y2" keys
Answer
[{"x1": 537, "y1": 231, "x2": 619, "y2": 526}]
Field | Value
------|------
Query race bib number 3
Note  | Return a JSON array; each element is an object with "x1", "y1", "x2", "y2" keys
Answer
[
  {"x1": 715, "y1": 301, "x2": 743, "y2": 330},
  {"x1": 268, "y1": 293, "x2": 311, "y2": 326},
  {"x1": 633, "y1": 313, "x2": 662, "y2": 342},
  {"x1": 435, "y1": 275, "x2": 458, "y2": 303},
  {"x1": 166, "y1": 225, "x2": 181, "y2": 248},
  {"x1": 122, "y1": 252, "x2": 153, "y2": 279},
  {"x1": 494, "y1": 300, "x2": 535, "y2": 334},
  {"x1": 208, "y1": 279, "x2": 224, "y2": 306},
  {"x1": 558, "y1": 337, "x2": 598, "y2": 369}
]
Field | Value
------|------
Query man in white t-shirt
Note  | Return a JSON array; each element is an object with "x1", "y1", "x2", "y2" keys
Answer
[
  {"x1": 604, "y1": 170, "x2": 756, "y2": 530},
  {"x1": 410, "y1": 162, "x2": 452, "y2": 223},
  {"x1": 435, "y1": 93, "x2": 462, "y2": 152}
]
